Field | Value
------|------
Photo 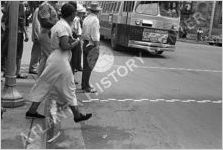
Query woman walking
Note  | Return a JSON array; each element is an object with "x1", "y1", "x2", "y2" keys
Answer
[{"x1": 25, "y1": 3, "x2": 92, "y2": 123}]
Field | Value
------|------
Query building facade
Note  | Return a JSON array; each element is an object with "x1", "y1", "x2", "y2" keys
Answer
[{"x1": 180, "y1": 1, "x2": 222, "y2": 39}]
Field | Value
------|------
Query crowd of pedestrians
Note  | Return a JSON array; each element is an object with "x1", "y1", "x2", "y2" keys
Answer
[{"x1": 1, "y1": 1, "x2": 102, "y2": 123}]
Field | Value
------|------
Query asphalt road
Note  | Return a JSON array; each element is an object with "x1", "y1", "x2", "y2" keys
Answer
[{"x1": 21, "y1": 32, "x2": 222, "y2": 149}]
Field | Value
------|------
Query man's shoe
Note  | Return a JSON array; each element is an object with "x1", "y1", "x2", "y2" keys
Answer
[
  {"x1": 17, "y1": 74, "x2": 28, "y2": 79},
  {"x1": 77, "y1": 68, "x2": 83, "y2": 71},
  {"x1": 82, "y1": 87, "x2": 97, "y2": 93},
  {"x1": 74, "y1": 113, "x2": 92, "y2": 123},
  {"x1": 26, "y1": 112, "x2": 45, "y2": 119}
]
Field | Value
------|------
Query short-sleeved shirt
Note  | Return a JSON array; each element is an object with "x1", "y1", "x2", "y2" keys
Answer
[
  {"x1": 51, "y1": 18, "x2": 73, "y2": 60},
  {"x1": 72, "y1": 16, "x2": 82, "y2": 36}
]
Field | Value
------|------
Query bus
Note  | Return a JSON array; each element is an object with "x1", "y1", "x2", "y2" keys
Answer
[{"x1": 98, "y1": 1, "x2": 180, "y2": 55}]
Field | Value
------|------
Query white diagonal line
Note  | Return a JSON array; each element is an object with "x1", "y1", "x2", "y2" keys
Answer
[{"x1": 113, "y1": 65, "x2": 222, "y2": 73}]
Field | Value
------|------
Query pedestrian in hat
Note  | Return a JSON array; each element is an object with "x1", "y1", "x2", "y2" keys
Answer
[
  {"x1": 25, "y1": 3, "x2": 92, "y2": 123},
  {"x1": 81, "y1": 2, "x2": 101, "y2": 93}
]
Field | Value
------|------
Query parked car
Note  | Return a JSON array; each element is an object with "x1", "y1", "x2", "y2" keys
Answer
[{"x1": 207, "y1": 35, "x2": 222, "y2": 47}]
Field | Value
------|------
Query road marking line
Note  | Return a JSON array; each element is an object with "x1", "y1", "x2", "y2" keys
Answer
[
  {"x1": 113, "y1": 65, "x2": 222, "y2": 73},
  {"x1": 184, "y1": 99, "x2": 196, "y2": 102},
  {"x1": 149, "y1": 99, "x2": 160, "y2": 102},
  {"x1": 134, "y1": 99, "x2": 143, "y2": 102},
  {"x1": 141, "y1": 98, "x2": 149, "y2": 101},
  {"x1": 108, "y1": 98, "x2": 117, "y2": 101},
  {"x1": 118, "y1": 99, "x2": 128, "y2": 102},
  {"x1": 91, "y1": 99, "x2": 99, "y2": 101},
  {"x1": 212, "y1": 100, "x2": 222, "y2": 103},
  {"x1": 100, "y1": 100, "x2": 109, "y2": 102},
  {"x1": 81, "y1": 98, "x2": 222, "y2": 104}
]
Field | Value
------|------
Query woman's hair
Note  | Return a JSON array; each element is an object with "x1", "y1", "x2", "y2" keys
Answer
[{"x1": 61, "y1": 3, "x2": 76, "y2": 18}]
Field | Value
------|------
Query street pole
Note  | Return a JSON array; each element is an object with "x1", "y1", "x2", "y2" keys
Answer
[
  {"x1": 209, "y1": 1, "x2": 216, "y2": 38},
  {"x1": 1, "y1": 1, "x2": 24, "y2": 108}
]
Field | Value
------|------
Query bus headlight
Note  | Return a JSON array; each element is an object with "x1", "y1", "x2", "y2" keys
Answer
[
  {"x1": 171, "y1": 25, "x2": 178, "y2": 31},
  {"x1": 135, "y1": 20, "x2": 141, "y2": 25}
]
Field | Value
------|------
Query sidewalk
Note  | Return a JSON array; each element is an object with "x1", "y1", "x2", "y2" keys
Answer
[
  {"x1": 1, "y1": 24, "x2": 85, "y2": 149},
  {"x1": 177, "y1": 38, "x2": 209, "y2": 45},
  {"x1": 1, "y1": 74, "x2": 46, "y2": 149},
  {"x1": 1, "y1": 71, "x2": 87, "y2": 149}
]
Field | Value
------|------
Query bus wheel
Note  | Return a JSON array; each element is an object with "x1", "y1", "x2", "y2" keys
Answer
[{"x1": 111, "y1": 27, "x2": 119, "y2": 50}]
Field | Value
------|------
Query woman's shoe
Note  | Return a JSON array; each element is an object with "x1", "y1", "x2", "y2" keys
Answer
[
  {"x1": 70, "y1": 106, "x2": 92, "y2": 123},
  {"x1": 74, "y1": 113, "x2": 92, "y2": 123}
]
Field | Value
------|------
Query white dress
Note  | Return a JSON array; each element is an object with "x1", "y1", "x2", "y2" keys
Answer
[{"x1": 28, "y1": 18, "x2": 77, "y2": 106}]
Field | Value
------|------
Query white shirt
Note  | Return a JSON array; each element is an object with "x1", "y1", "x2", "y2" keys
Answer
[
  {"x1": 82, "y1": 13, "x2": 100, "y2": 46},
  {"x1": 72, "y1": 16, "x2": 82, "y2": 36},
  {"x1": 51, "y1": 18, "x2": 73, "y2": 60}
]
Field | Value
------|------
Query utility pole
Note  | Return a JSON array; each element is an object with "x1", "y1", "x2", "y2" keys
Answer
[
  {"x1": 209, "y1": 1, "x2": 216, "y2": 37},
  {"x1": 1, "y1": 1, "x2": 24, "y2": 108}
]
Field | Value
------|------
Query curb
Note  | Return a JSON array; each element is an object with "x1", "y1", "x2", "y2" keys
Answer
[{"x1": 177, "y1": 39, "x2": 209, "y2": 45}]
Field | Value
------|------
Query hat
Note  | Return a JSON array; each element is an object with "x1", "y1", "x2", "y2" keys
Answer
[
  {"x1": 87, "y1": 2, "x2": 101, "y2": 12},
  {"x1": 77, "y1": 4, "x2": 86, "y2": 13}
]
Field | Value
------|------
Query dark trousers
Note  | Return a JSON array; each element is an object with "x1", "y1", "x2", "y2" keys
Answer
[
  {"x1": 1, "y1": 31, "x2": 24, "y2": 75},
  {"x1": 1, "y1": 30, "x2": 8, "y2": 72},
  {"x1": 70, "y1": 42, "x2": 82, "y2": 73},
  {"x1": 81, "y1": 41, "x2": 99, "y2": 89},
  {"x1": 16, "y1": 33, "x2": 24, "y2": 75},
  {"x1": 29, "y1": 40, "x2": 41, "y2": 72}
]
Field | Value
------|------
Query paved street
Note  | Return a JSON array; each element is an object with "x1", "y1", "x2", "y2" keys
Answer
[{"x1": 17, "y1": 31, "x2": 222, "y2": 149}]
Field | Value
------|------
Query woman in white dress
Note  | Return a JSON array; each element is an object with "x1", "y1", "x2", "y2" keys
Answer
[{"x1": 25, "y1": 3, "x2": 92, "y2": 123}]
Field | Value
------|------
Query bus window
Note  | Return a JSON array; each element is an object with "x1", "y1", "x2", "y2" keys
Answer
[
  {"x1": 159, "y1": 2, "x2": 179, "y2": 18},
  {"x1": 113, "y1": 2, "x2": 117, "y2": 12},
  {"x1": 100, "y1": 1, "x2": 104, "y2": 10},
  {"x1": 111, "y1": 2, "x2": 115, "y2": 13},
  {"x1": 116, "y1": 2, "x2": 121, "y2": 13},
  {"x1": 102, "y1": 2, "x2": 107, "y2": 13},
  {"x1": 123, "y1": 1, "x2": 127, "y2": 12},
  {"x1": 106, "y1": 2, "x2": 110, "y2": 13},
  {"x1": 108, "y1": 2, "x2": 113, "y2": 12},
  {"x1": 135, "y1": 1, "x2": 159, "y2": 15},
  {"x1": 129, "y1": 1, "x2": 135, "y2": 12},
  {"x1": 123, "y1": 1, "x2": 135, "y2": 12}
]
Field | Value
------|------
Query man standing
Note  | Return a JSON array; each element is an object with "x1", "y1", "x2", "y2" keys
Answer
[
  {"x1": 81, "y1": 2, "x2": 101, "y2": 93},
  {"x1": 70, "y1": 3, "x2": 86, "y2": 73},
  {"x1": 28, "y1": 5, "x2": 41, "y2": 74}
]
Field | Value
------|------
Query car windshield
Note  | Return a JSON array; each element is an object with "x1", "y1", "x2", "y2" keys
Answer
[
  {"x1": 159, "y1": 1, "x2": 179, "y2": 18},
  {"x1": 135, "y1": 1, "x2": 158, "y2": 16}
]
